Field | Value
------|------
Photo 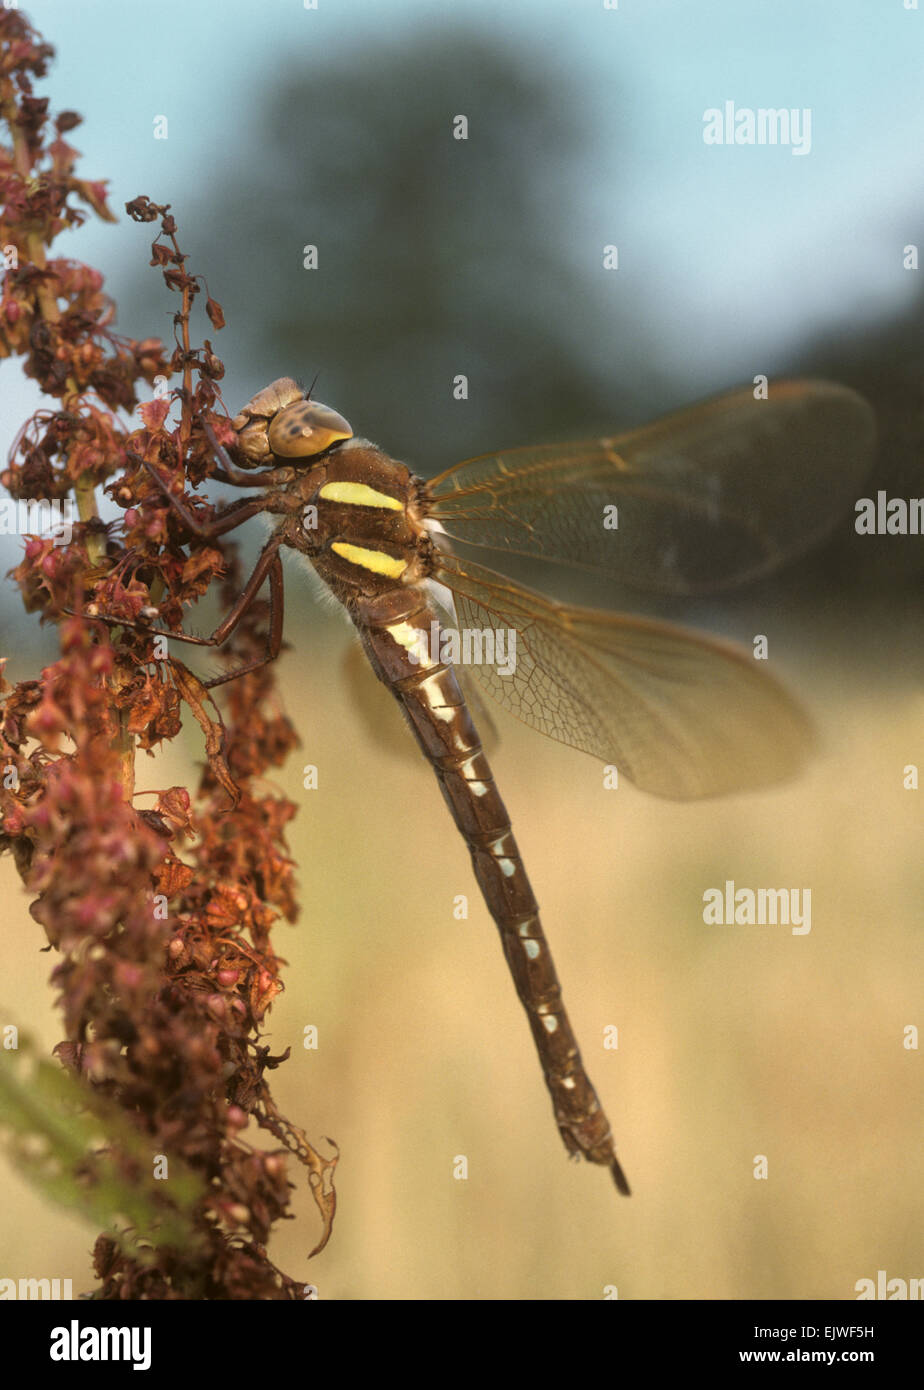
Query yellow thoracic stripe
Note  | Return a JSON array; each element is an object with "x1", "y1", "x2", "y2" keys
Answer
[
  {"x1": 319, "y1": 481, "x2": 403, "y2": 511},
  {"x1": 331, "y1": 542, "x2": 408, "y2": 578}
]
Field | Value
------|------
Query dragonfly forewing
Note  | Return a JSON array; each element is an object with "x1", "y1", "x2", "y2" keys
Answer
[{"x1": 428, "y1": 380, "x2": 875, "y2": 594}]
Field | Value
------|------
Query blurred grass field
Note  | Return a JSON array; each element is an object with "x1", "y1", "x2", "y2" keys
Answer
[{"x1": 2, "y1": 587, "x2": 921, "y2": 1301}]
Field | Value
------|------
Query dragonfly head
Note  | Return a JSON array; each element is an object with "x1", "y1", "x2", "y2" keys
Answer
[
  {"x1": 268, "y1": 397, "x2": 353, "y2": 460},
  {"x1": 231, "y1": 376, "x2": 353, "y2": 466}
]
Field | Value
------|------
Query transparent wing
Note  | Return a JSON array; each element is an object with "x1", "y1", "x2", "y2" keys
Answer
[
  {"x1": 427, "y1": 380, "x2": 875, "y2": 594},
  {"x1": 433, "y1": 551, "x2": 813, "y2": 800}
]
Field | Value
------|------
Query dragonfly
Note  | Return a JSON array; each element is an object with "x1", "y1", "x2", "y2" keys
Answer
[{"x1": 111, "y1": 376, "x2": 876, "y2": 1195}]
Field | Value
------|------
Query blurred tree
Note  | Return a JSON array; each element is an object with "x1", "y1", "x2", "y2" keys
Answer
[
  {"x1": 799, "y1": 294, "x2": 924, "y2": 588},
  {"x1": 120, "y1": 27, "x2": 660, "y2": 473}
]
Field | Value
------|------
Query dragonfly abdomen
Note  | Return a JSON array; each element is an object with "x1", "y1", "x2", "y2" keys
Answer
[{"x1": 353, "y1": 588, "x2": 631, "y2": 1193}]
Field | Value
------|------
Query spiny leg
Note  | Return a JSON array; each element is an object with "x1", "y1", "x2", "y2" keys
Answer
[
  {"x1": 70, "y1": 534, "x2": 287, "y2": 688},
  {"x1": 202, "y1": 423, "x2": 297, "y2": 489},
  {"x1": 198, "y1": 540, "x2": 286, "y2": 688},
  {"x1": 131, "y1": 452, "x2": 272, "y2": 538}
]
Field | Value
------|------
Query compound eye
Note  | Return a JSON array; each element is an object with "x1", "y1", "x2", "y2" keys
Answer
[{"x1": 268, "y1": 400, "x2": 353, "y2": 459}]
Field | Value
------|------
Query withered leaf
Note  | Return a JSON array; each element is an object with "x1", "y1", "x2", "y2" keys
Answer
[
  {"x1": 155, "y1": 785, "x2": 193, "y2": 831},
  {"x1": 205, "y1": 297, "x2": 225, "y2": 331},
  {"x1": 153, "y1": 853, "x2": 194, "y2": 897},
  {"x1": 259, "y1": 1099, "x2": 339, "y2": 1259}
]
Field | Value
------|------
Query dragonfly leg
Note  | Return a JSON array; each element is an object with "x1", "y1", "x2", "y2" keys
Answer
[
  {"x1": 131, "y1": 452, "x2": 271, "y2": 538},
  {"x1": 194, "y1": 537, "x2": 286, "y2": 687},
  {"x1": 69, "y1": 534, "x2": 286, "y2": 689},
  {"x1": 204, "y1": 423, "x2": 298, "y2": 489}
]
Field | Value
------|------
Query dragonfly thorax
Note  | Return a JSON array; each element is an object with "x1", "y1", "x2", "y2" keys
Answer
[{"x1": 286, "y1": 440, "x2": 433, "y2": 602}]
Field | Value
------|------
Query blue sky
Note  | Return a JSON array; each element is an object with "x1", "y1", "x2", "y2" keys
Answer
[
  {"x1": 11, "y1": 0, "x2": 922, "y2": 379},
  {"x1": 2, "y1": 0, "x2": 922, "y2": 594}
]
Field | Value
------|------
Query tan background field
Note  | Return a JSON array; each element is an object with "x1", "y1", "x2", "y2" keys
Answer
[{"x1": 2, "y1": 586, "x2": 921, "y2": 1300}]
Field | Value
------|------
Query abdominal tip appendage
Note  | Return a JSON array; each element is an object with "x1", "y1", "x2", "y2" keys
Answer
[{"x1": 611, "y1": 1156, "x2": 631, "y2": 1197}]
